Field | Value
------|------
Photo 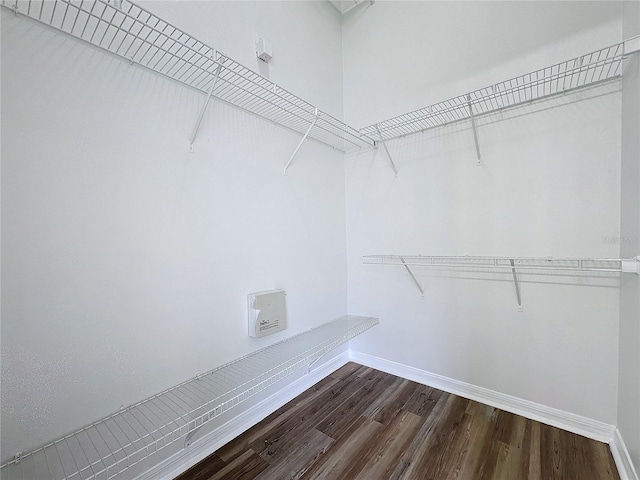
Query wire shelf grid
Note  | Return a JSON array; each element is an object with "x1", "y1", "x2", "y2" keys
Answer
[
  {"x1": 364, "y1": 255, "x2": 637, "y2": 274},
  {"x1": 0, "y1": 315, "x2": 378, "y2": 480},
  {"x1": 2, "y1": 0, "x2": 375, "y2": 151},
  {"x1": 362, "y1": 40, "x2": 632, "y2": 141}
]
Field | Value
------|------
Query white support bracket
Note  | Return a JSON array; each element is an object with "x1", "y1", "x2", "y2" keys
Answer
[
  {"x1": 306, "y1": 354, "x2": 324, "y2": 374},
  {"x1": 188, "y1": 57, "x2": 223, "y2": 152},
  {"x1": 622, "y1": 257, "x2": 640, "y2": 274},
  {"x1": 400, "y1": 257, "x2": 424, "y2": 296},
  {"x1": 509, "y1": 259, "x2": 523, "y2": 311},
  {"x1": 466, "y1": 95, "x2": 482, "y2": 166},
  {"x1": 184, "y1": 427, "x2": 201, "y2": 448},
  {"x1": 284, "y1": 108, "x2": 318, "y2": 174},
  {"x1": 375, "y1": 125, "x2": 399, "y2": 176}
]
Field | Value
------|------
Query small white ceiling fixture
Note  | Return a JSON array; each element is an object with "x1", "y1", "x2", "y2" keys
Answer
[{"x1": 327, "y1": 0, "x2": 374, "y2": 15}]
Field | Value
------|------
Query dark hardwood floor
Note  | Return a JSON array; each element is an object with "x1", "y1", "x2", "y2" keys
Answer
[{"x1": 176, "y1": 363, "x2": 620, "y2": 480}]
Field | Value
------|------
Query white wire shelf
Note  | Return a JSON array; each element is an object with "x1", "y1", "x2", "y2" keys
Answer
[
  {"x1": 364, "y1": 255, "x2": 640, "y2": 274},
  {"x1": 361, "y1": 38, "x2": 639, "y2": 142},
  {"x1": 1, "y1": 0, "x2": 375, "y2": 152},
  {"x1": 0, "y1": 315, "x2": 378, "y2": 480},
  {"x1": 364, "y1": 255, "x2": 639, "y2": 310}
]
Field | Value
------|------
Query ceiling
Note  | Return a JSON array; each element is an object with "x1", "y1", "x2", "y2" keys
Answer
[{"x1": 327, "y1": 0, "x2": 374, "y2": 16}]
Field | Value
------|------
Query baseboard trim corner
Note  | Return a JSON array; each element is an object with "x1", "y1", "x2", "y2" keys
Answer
[
  {"x1": 138, "y1": 351, "x2": 349, "y2": 480},
  {"x1": 348, "y1": 350, "x2": 615, "y2": 444},
  {"x1": 611, "y1": 427, "x2": 640, "y2": 480}
]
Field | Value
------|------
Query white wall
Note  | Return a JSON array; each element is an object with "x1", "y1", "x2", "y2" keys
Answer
[
  {"x1": 0, "y1": 1, "x2": 346, "y2": 463},
  {"x1": 619, "y1": 1, "x2": 640, "y2": 473},
  {"x1": 344, "y1": 1, "x2": 623, "y2": 424}
]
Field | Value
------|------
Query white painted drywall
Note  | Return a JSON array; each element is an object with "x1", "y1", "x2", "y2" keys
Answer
[
  {"x1": 0, "y1": 1, "x2": 346, "y2": 463},
  {"x1": 344, "y1": 1, "x2": 623, "y2": 424},
  {"x1": 619, "y1": 1, "x2": 640, "y2": 473}
]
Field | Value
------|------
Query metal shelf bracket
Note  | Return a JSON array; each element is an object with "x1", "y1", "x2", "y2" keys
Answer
[
  {"x1": 401, "y1": 257, "x2": 424, "y2": 295},
  {"x1": 509, "y1": 259, "x2": 523, "y2": 311},
  {"x1": 184, "y1": 427, "x2": 201, "y2": 448},
  {"x1": 284, "y1": 108, "x2": 319, "y2": 174},
  {"x1": 466, "y1": 95, "x2": 482, "y2": 166},
  {"x1": 375, "y1": 124, "x2": 399, "y2": 176},
  {"x1": 188, "y1": 56, "x2": 223, "y2": 152},
  {"x1": 307, "y1": 354, "x2": 325, "y2": 374}
]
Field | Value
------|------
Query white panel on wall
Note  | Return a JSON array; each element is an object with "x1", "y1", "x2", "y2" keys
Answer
[{"x1": 248, "y1": 289, "x2": 286, "y2": 337}]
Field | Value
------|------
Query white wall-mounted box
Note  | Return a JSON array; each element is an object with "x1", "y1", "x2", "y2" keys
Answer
[
  {"x1": 247, "y1": 289, "x2": 286, "y2": 337},
  {"x1": 256, "y1": 37, "x2": 273, "y2": 63}
]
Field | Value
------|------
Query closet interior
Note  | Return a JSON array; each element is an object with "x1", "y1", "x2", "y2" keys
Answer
[{"x1": 1, "y1": 0, "x2": 639, "y2": 479}]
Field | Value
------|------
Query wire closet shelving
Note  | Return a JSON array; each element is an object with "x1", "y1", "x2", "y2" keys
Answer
[
  {"x1": 0, "y1": 0, "x2": 375, "y2": 153},
  {"x1": 0, "y1": 315, "x2": 378, "y2": 480},
  {"x1": 361, "y1": 36, "x2": 640, "y2": 171},
  {"x1": 362, "y1": 38, "x2": 638, "y2": 142},
  {"x1": 364, "y1": 255, "x2": 640, "y2": 309},
  {"x1": 364, "y1": 255, "x2": 640, "y2": 273}
]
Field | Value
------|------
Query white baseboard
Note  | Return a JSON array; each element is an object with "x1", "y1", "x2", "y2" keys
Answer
[
  {"x1": 138, "y1": 351, "x2": 349, "y2": 480},
  {"x1": 611, "y1": 427, "x2": 640, "y2": 480},
  {"x1": 348, "y1": 350, "x2": 615, "y2": 444}
]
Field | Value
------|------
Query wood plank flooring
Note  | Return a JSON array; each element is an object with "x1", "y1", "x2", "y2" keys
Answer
[{"x1": 176, "y1": 363, "x2": 620, "y2": 480}]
